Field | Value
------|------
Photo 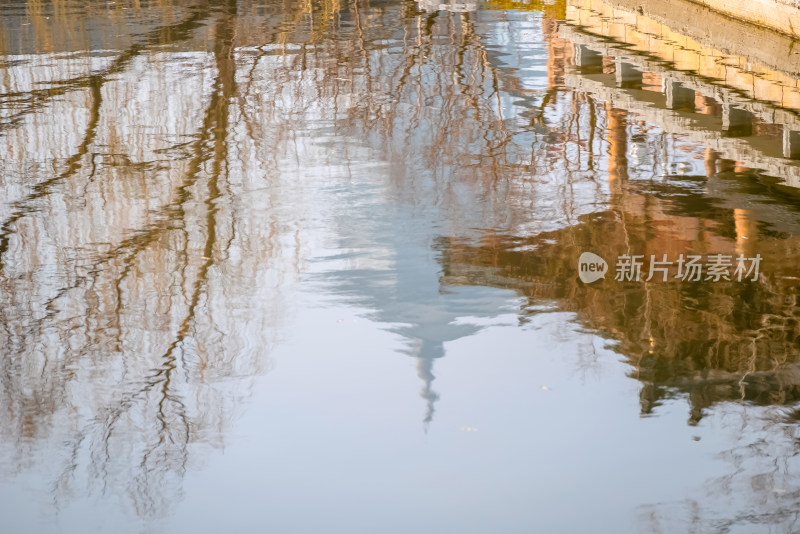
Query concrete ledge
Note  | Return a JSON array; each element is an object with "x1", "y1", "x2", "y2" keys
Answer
[
  {"x1": 687, "y1": 0, "x2": 800, "y2": 38},
  {"x1": 608, "y1": 0, "x2": 800, "y2": 76},
  {"x1": 565, "y1": 0, "x2": 800, "y2": 114}
]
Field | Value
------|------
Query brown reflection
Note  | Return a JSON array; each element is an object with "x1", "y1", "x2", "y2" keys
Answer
[
  {"x1": 695, "y1": 94, "x2": 722, "y2": 117},
  {"x1": 733, "y1": 208, "x2": 758, "y2": 256},
  {"x1": 703, "y1": 147, "x2": 717, "y2": 177},
  {"x1": 544, "y1": 18, "x2": 570, "y2": 88},
  {"x1": 605, "y1": 103, "x2": 628, "y2": 185},
  {"x1": 437, "y1": 190, "x2": 800, "y2": 418}
]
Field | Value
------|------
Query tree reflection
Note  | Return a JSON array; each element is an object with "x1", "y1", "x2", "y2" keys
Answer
[
  {"x1": 0, "y1": 0, "x2": 287, "y2": 517},
  {"x1": 2, "y1": 4, "x2": 589, "y2": 514}
]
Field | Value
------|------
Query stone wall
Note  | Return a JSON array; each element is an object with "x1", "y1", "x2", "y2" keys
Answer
[{"x1": 690, "y1": 0, "x2": 800, "y2": 38}]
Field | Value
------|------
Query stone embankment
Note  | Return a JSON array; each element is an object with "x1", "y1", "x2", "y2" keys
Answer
[{"x1": 687, "y1": 0, "x2": 800, "y2": 38}]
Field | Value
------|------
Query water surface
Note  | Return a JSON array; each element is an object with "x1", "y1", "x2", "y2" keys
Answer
[{"x1": 2, "y1": 0, "x2": 800, "y2": 532}]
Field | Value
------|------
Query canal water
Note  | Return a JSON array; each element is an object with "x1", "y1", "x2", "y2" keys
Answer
[{"x1": 2, "y1": 0, "x2": 800, "y2": 532}]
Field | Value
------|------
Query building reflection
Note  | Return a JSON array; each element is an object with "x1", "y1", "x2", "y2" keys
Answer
[{"x1": 429, "y1": 1, "x2": 800, "y2": 531}]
